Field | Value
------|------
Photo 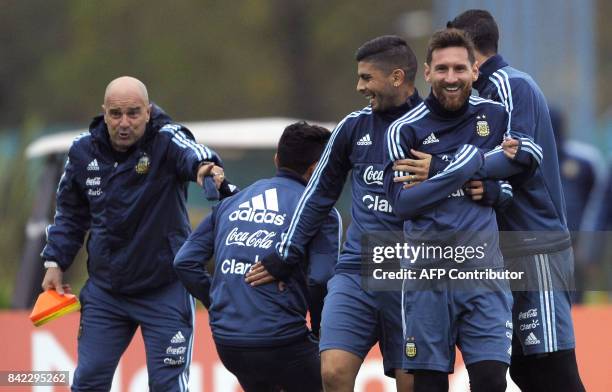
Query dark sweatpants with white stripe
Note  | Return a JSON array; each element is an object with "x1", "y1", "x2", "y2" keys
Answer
[
  {"x1": 507, "y1": 247, "x2": 576, "y2": 355},
  {"x1": 72, "y1": 279, "x2": 195, "y2": 392},
  {"x1": 507, "y1": 247, "x2": 585, "y2": 391}
]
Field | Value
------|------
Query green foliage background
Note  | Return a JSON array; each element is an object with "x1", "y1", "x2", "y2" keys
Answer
[{"x1": 0, "y1": 0, "x2": 431, "y2": 129}]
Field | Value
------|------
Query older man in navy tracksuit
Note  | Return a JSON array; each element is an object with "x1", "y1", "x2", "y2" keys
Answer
[
  {"x1": 41, "y1": 76, "x2": 232, "y2": 391},
  {"x1": 174, "y1": 122, "x2": 341, "y2": 392}
]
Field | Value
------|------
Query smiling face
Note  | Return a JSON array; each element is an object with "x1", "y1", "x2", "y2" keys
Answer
[
  {"x1": 356, "y1": 61, "x2": 401, "y2": 113},
  {"x1": 102, "y1": 77, "x2": 151, "y2": 152},
  {"x1": 425, "y1": 46, "x2": 478, "y2": 111}
]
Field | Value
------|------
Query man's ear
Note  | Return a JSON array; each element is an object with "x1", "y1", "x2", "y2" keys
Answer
[
  {"x1": 472, "y1": 61, "x2": 479, "y2": 82},
  {"x1": 391, "y1": 68, "x2": 406, "y2": 87},
  {"x1": 273, "y1": 153, "x2": 279, "y2": 169},
  {"x1": 424, "y1": 62, "x2": 431, "y2": 83},
  {"x1": 101, "y1": 104, "x2": 108, "y2": 124}
]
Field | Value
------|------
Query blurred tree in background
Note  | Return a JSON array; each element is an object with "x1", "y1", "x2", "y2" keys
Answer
[{"x1": 0, "y1": 0, "x2": 431, "y2": 130}]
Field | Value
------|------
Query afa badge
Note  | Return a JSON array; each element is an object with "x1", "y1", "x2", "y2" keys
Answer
[
  {"x1": 476, "y1": 120, "x2": 490, "y2": 137},
  {"x1": 405, "y1": 338, "x2": 417, "y2": 358},
  {"x1": 135, "y1": 153, "x2": 150, "y2": 174}
]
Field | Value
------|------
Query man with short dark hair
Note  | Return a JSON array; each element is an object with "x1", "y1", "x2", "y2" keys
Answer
[
  {"x1": 41, "y1": 76, "x2": 230, "y2": 391},
  {"x1": 384, "y1": 28, "x2": 514, "y2": 392},
  {"x1": 173, "y1": 121, "x2": 341, "y2": 392},
  {"x1": 448, "y1": 9, "x2": 585, "y2": 391},
  {"x1": 247, "y1": 35, "x2": 421, "y2": 391}
]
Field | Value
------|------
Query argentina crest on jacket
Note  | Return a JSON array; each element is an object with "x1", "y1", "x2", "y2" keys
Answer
[
  {"x1": 405, "y1": 337, "x2": 417, "y2": 358},
  {"x1": 135, "y1": 153, "x2": 151, "y2": 174},
  {"x1": 475, "y1": 114, "x2": 490, "y2": 137}
]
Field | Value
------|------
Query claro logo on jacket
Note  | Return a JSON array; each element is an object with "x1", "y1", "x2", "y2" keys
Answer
[{"x1": 228, "y1": 188, "x2": 286, "y2": 226}]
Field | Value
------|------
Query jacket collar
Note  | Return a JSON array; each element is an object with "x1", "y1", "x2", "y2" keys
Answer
[{"x1": 474, "y1": 54, "x2": 508, "y2": 92}]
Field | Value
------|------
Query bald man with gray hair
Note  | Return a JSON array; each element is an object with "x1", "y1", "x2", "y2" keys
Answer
[{"x1": 41, "y1": 76, "x2": 231, "y2": 391}]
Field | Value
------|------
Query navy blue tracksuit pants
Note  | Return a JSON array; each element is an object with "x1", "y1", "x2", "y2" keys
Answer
[{"x1": 72, "y1": 279, "x2": 195, "y2": 391}]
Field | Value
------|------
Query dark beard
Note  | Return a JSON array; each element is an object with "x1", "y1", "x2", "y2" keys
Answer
[{"x1": 435, "y1": 83, "x2": 471, "y2": 111}]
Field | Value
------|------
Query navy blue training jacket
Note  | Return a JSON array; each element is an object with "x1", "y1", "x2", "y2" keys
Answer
[
  {"x1": 384, "y1": 93, "x2": 510, "y2": 269},
  {"x1": 173, "y1": 170, "x2": 341, "y2": 347},
  {"x1": 42, "y1": 104, "x2": 221, "y2": 294},
  {"x1": 275, "y1": 91, "x2": 422, "y2": 273},
  {"x1": 474, "y1": 55, "x2": 571, "y2": 257}
]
